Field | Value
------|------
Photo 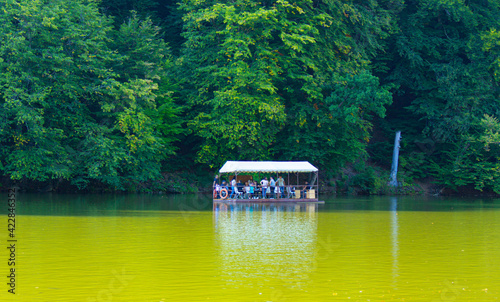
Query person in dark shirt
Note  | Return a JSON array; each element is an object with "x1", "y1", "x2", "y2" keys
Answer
[
  {"x1": 213, "y1": 175, "x2": 220, "y2": 198},
  {"x1": 237, "y1": 180, "x2": 244, "y2": 191},
  {"x1": 213, "y1": 175, "x2": 220, "y2": 187}
]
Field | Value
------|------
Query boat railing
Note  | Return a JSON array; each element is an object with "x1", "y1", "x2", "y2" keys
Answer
[{"x1": 213, "y1": 184, "x2": 318, "y2": 200}]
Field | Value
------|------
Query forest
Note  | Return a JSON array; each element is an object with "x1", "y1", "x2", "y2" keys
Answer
[{"x1": 1, "y1": 0, "x2": 499, "y2": 194}]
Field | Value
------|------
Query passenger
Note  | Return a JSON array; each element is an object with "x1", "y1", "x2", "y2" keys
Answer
[
  {"x1": 244, "y1": 182, "x2": 251, "y2": 199},
  {"x1": 220, "y1": 181, "x2": 229, "y2": 199},
  {"x1": 230, "y1": 177, "x2": 237, "y2": 199},
  {"x1": 277, "y1": 176, "x2": 285, "y2": 198},
  {"x1": 249, "y1": 181, "x2": 256, "y2": 199},
  {"x1": 248, "y1": 179, "x2": 255, "y2": 199},
  {"x1": 274, "y1": 185, "x2": 280, "y2": 198},
  {"x1": 237, "y1": 179, "x2": 244, "y2": 191},
  {"x1": 260, "y1": 177, "x2": 269, "y2": 199},
  {"x1": 269, "y1": 177, "x2": 276, "y2": 199},
  {"x1": 213, "y1": 175, "x2": 220, "y2": 187},
  {"x1": 302, "y1": 181, "x2": 311, "y2": 198},
  {"x1": 213, "y1": 175, "x2": 220, "y2": 198}
]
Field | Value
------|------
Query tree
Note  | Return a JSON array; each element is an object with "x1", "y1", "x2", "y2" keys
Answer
[
  {"x1": 431, "y1": 115, "x2": 500, "y2": 193},
  {"x1": 382, "y1": 0, "x2": 500, "y2": 142},
  {"x1": 99, "y1": 0, "x2": 162, "y2": 28},
  {"x1": 0, "y1": 0, "x2": 180, "y2": 190},
  {"x1": 277, "y1": 71, "x2": 392, "y2": 169},
  {"x1": 179, "y1": 0, "x2": 395, "y2": 169},
  {"x1": 374, "y1": 0, "x2": 500, "y2": 187},
  {"x1": 273, "y1": 0, "x2": 396, "y2": 168}
]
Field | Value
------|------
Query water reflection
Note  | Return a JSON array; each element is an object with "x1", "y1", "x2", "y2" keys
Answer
[
  {"x1": 5, "y1": 194, "x2": 500, "y2": 301},
  {"x1": 213, "y1": 202, "x2": 319, "y2": 290},
  {"x1": 390, "y1": 197, "x2": 399, "y2": 288},
  {"x1": 213, "y1": 201, "x2": 318, "y2": 215}
]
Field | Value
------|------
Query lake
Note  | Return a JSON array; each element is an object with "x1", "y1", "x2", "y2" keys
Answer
[{"x1": 2, "y1": 193, "x2": 500, "y2": 301}]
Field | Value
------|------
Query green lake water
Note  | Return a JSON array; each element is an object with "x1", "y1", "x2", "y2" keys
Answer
[{"x1": 2, "y1": 193, "x2": 500, "y2": 301}]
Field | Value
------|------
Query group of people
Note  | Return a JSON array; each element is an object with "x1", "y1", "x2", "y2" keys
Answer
[{"x1": 213, "y1": 175, "x2": 313, "y2": 199}]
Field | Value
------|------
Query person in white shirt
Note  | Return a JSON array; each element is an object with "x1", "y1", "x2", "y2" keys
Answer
[
  {"x1": 230, "y1": 177, "x2": 237, "y2": 198},
  {"x1": 260, "y1": 177, "x2": 268, "y2": 199}
]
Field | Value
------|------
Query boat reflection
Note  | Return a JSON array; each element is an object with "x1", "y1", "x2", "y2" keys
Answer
[
  {"x1": 213, "y1": 202, "x2": 319, "y2": 290},
  {"x1": 213, "y1": 201, "x2": 318, "y2": 214}
]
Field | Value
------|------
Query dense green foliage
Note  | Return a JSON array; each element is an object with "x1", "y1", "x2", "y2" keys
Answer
[
  {"x1": 0, "y1": 0, "x2": 181, "y2": 190},
  {"x1": 0, "y1": 0, "x2": 499, "y2": 194},
  {"x1": 375, "y1": 0, "x2": 500, "y2": 193},
  {"x1": 179, "y1": 0, "x2": 393, "y2": 169}
]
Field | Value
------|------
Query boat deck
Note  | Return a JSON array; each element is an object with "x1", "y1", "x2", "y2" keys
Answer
[{"x1": 213, "y1": 198, "x2": 323, "y2": 203}]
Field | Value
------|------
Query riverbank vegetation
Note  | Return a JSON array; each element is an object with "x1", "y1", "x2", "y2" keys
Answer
[{"x1": 1, "y1": 0, "x2": 499, "y2": 195}]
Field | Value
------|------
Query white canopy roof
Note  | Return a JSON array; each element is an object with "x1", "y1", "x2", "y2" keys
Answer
[{"x1": 219, "y1": 161, "x2": 318, "y2": 174}]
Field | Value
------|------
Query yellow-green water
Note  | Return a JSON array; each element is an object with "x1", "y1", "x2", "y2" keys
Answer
[{"x1": 2, "y1": 194, "x2": 500, "y2": 301}]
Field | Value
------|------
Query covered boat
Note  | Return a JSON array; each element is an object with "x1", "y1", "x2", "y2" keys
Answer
[{"x1": 213, "y1": 161, "x2": 320, "y2": 202}]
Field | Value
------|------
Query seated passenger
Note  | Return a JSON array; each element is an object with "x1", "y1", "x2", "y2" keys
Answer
[
  {"x1": 244, "y1": 182, "x2": 251, "y2": 199},
  {"x1": 249, "y1": 181, "x2": 256, "y2": 199},
  {"x1": 219, "y1": 181, "x2": 229, "y2": 199},
  {"x1": 302, "y1": 181, "x2": 312, "y2": 198},
  {"x1": 274, "y1": 186, "x2": 281, "y2": 198},
  {"x1": 214, "y1": 184, "x2": 221, "y2": 198}
]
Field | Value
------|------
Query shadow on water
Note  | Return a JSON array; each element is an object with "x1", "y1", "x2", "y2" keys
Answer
[
  {"x1": 13, "y1": 193, "x2": 214, "y2": 216},
  {"x1": 10, "y1": 192, "x2": 500, "y2": 216}
]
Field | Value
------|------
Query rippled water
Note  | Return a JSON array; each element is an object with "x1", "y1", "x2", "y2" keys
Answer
[{"x1": 2, "y1": 194, "x2": 500, "y2": 301}]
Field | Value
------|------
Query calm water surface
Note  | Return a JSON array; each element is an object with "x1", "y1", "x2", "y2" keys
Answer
[{"x1": 2, "y1": 194, "x2": 500, "y2": 301}]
